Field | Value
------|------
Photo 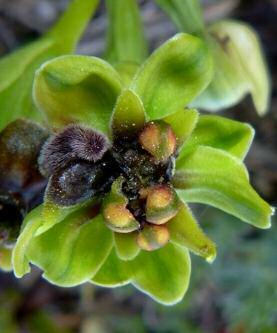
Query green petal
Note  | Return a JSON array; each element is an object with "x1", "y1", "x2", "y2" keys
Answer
[
  {"x1": 111, "y1": 89, "x2": 146, "y2": 139},
  {"x1": 0, "y1": 247, "x2": 13, "y2": 272},
  {"x1": 92, "y1": 248, "x2": 131, "y2": 287},
  {"x1": 194, "y1": 20, "x2": 270, "y2": 115},
  {"x1": 131, "y1": 243, "x2": 191, "y2": 305},
  {"x1": 177, "y1": 115, "x2": 254, "y2": 162},
  {"x1": 105, "y1": 0, "x2": 147, "y2": 64},
  {"x1": 114, "y1": 232, "x2": 140, "y2": 261},
  {"x1": 0, "y1": 0, "x2": 100, "y2": 130},
  {"x1": 131, "y1": 33, "x2": 213, "y2": 119},
  {"x1": 12, "y1": 205, "x2": 44, "y2": 277},
  {"x1": 26, "y1": 212, "x2": 113, "y2": 287},
  {"x1": 33, "y1": 55, "x2": 123, "y2": 134},
  {"x1": 168, "y1": 202, "x2": 216, "y2": 262},
  {"x1": 174, "y1": 146, "x2": 273, "y2": 229},
  {"x1": 163, "y1": 108, "x2": 199, "y2": 149}
]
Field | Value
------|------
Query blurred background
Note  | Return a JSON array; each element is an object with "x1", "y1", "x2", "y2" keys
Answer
[{"x1": 0, "y1": 0, "x2": 276, "y2": 332}]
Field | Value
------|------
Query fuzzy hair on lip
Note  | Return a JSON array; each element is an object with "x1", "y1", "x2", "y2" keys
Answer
[{"x1": 39, "y1": 124, "x2": 110, "y2": 177}]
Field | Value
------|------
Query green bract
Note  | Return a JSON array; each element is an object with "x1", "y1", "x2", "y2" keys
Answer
[{"x1": 11, "y1": 33, "x2": 273, "y2": 305}]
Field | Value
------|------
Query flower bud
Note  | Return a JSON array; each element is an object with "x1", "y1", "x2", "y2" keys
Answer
[
  {"x1": 137, "y1": 224, "x2": 170, "y2": 251},
  {"x1": 146, "y1": 185, "x2": 179, "y2": 224},
  {"x1": 102, "y1": 177, "x2": 140, "y2": 233},
  {"x1": 139, "y1": 121, "x2": 176, "y2": 162},
  {"x1": 103, "y1": 202, "x2": 139, "y2": 233}
]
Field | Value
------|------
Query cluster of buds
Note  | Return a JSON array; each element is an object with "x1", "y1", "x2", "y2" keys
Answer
[{"x1": 103, "y1": 120, "x2": 180, "y2": 251}]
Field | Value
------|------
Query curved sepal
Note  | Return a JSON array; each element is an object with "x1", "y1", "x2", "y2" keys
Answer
[
  {"x1": 111, "y1": 89, "x2": 146, "y2": 139},
  {"x1": 131, "y1": 243, "x2": 191, "y2": 305},
  {"x1": 33, "y1": 55, "x2": 122, "y2": 134},
  {"x1": 174, "y1": 146, "x2": 273, "y2": 229},
  {"x1": 26, "y1": 212, "x2": 113, "y2": 287},
  {"x1": 177, "y1": 115, "x2": 254, "y2": 162},
  {"x1": 0, "y1": 0, "x2": 100, "y2": 130},
  {"x1": 194, "y1": 20, "x2": 270, "y2": 115},
  {"x1": 168, "y1": 202, "x2": 216, "y2": 262},
  {"x1": 131, "y1": 33, "x2": 213, "y2": 119},
  {"x1": 114, "y1": 232, "x2": 140, "y2": 261}
]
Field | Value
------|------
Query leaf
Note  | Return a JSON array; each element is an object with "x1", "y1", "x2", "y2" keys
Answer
[
  {"x1": 174, "y1": 146, "x2": 273, "y2": 229},
  {"x1": 114, "y1": 232, "x2": 140, "y2": 261},
  {"x1": 26, "y1": 212, "x2": 113, "y2": 287},
  {"x1": 194, "y1": 20, "x2": 270, "y2": 115},
  {"x1": 111, "y1": 89, "x2": 146, "y2": 139},
  {"x1": 105, "y1": 0, "x2": 148, "y2": 64},
  {"x1": 131, "y1": 33, "x2": 213, "y2": 119},
  {"x1": 177, "y1": 115, "x2": 254, "y2": 162},
  {"x1": 131, "y1": 243, "x2": 191, "y2": 305},
  {"x1": 12, "y1": 205, "x2": 44, "y2": 277},
  {"x1": 0, "y1": 0, "x2": 100, "y2": 131},
  {"x1": 33, "y1": 55, "x2": 122, "y2": 134},
  {"x1": 163, "y1": 108, "x2": 199, "y2": 149},
  {"x1": 155, "y1": 0, "x2": 205, "y2": 35},
  {"x1": 168, "y1": 202, "x2": 216, "y2": 262},
  {"x1": 92, "y1": 248, "x2": 131, "y2": 287}
]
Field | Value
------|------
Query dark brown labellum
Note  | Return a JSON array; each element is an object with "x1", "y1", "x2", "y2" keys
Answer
[{"x1": 39, "y1": 124, "x2": 110, "y2": 177}]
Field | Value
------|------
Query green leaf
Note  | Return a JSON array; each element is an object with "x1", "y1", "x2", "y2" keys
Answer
[
  {"x1": 163, "y1": 108, "x2": 199, "y2": 149},
  {"x1": 177, "y1": 115, "x2": 254, "y2": 162},
  {"x1": 105, "y1": 0, "x2": 148, "y2": 64},
  {"x1": 26, "y1": 212, "x2": 113, "y2": 287},
  {"x1": 155, "y1": 0, "x2": 205, "y2": 35},
  {"x1": 174, "y1": 146, "x2": 273, "y2": 229},
  {"x1": 114, "y1": 232, "x2": 140, "y2": 261},
  {"x1": 0, "y1": 247, "x2": 13, "y2": 272},
  {"x1": 131, "y1": 33, "x2": 213, "y2": 119},
  {"x1": 194, "y1": 20, "x2": 270, "y2": 115},
  {"x1": 12, "y1": 205, "x2": 44, "y2": 277},
  {"x1": 131, "y1": 243, "x2": 191, "y2": 305},
  {"x1": 92, "y1": 248, "x2": 131, "y2": 287},
  {"x1": 0, "y1": 0, "x2": 100, "y2": 130},
  {"x1": 33, "y1": 55, "x2": 123, "y2": 134},
  {"x1": 168, "y1": 202, "x2": 216, "y2": 262},
  {"x1": 111, "y1": 89, "x2": 146, "y2": 139}
]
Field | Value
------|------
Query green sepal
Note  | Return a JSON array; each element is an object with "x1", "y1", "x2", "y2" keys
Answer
[
  {"x1": 131, "y1": 33, "x2": 213, "y2": 120},
  {"x1": 92, "y1": 243, "x2": 191, "y2": 305},
  {"x1": 12, "y1": 205, "x2": 44, "y2": 277},
  {"x1": 131, "y1": 243, "x2": 191, "y2": 305},
  {"x1": 36, "y1": 198, "x2": 96, "y2": 236},
  {"x1": 105, "y1": 0, "x2": 148, "y2": 65},
  {"x1": 114, "y1": 232, "x2": 140, "y2": 261},
  {"x1": 194, "y1": 20, "x2": 270, "y2": 115},
  {"x1": 0, "y1": 0, "x2": 100, "y2": 130},
  {"x1": 168, "y1": 202, "x2": 216, "y2": 262},
  {"x1": 26, "y1": 212, "x2": 113, "y2": 287},
  {"x1": 92, "y1": 248, "x2": 131, "y2": 287},
  {"x1": 163, "y1": 108, "x2": 199, "y2": 150},
  {"x1": 174, "y1": 146, "x2": 273, "y2": 229},
  {"x1": 33, "y1": 55, "x2": 122, "y2": 134},
  {"x1": 0, "y1": 247, "x2": 13, "y2": 272},
  {"x1": 113, "y1": 62, "x2": 140, "y2": 86},
  {"x1": 177, "y1": 114, "x2": 254, "y2": 162},
  {"x1": 111, "y1": 89, "x2": 146, "y2": 139}
]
